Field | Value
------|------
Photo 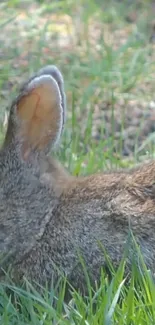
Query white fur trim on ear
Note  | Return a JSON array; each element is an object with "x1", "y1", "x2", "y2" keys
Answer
[{"x1": 37, "y1": 66, "x2": 66, "y2": 128}]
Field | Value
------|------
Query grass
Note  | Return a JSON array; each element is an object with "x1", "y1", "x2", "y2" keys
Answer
[
  {"x1": 1, "y1": 247, "x2": 155, "y2": 324},
  {"x1": 0, "y1": 0, "x2": 155, "y2": 323}
]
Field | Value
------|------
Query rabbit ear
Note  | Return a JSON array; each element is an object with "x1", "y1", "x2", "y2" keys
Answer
[
  {"x1": 5, "y1": 73, "x2": 64, "y2": 159},
  {"x1": 37, "y1": 66, "x2": 66, "y2": 125},
  {"x1": 19, "y1": 65, "x2": 66, "y2": 127}
]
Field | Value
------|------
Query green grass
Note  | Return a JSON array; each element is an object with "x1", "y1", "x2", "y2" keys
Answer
[
  {"x1": 0, "y1": 0, "x2": 155, "y2": 323},
  {"x1": 1, "y1": 246, "x2": 155, "y2": 324}
]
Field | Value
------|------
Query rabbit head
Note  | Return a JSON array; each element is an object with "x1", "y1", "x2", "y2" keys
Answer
[
  {"x1": 0, "y1": 66, "x2": 65, "y2": 271},
  {"x1": 1, "y1": 65, "x2": 155, "y2": 292}
]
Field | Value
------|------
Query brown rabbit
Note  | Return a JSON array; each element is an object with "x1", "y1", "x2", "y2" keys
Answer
[{"x1": 0, "y1": 65, "x2": 155, "y2": 293}]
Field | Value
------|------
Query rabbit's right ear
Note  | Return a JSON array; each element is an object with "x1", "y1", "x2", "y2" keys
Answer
[
  {"x1": 19, "y1": 65, "x2": 66, "y2": 127},
  {"x1": 4, "y1": 72, "x2": 65, "y2": 159},
  {"x1": 36, "y1": 66, "x2": 66, "y2": 125}
]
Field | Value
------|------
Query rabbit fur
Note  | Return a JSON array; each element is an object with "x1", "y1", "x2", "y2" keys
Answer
[{"x1": 0, "y1": 65, "x2": 155, "y2": 292}]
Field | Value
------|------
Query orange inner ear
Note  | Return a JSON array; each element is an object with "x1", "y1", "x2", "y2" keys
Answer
[{"x1": 17, "y1": 82, "x2": 61, "y2": 156}]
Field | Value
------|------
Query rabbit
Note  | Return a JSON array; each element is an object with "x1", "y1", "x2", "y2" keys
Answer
[{"x1": 0, "y1": 64, "x2": 155, "y2": 294}]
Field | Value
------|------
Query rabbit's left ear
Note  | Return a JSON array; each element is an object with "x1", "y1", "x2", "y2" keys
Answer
[{"x1": 4, "y1": 74, "x2": 64, "y2": 159}]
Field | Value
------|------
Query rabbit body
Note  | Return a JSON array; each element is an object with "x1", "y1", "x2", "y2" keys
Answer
[
  {"x1": 0, "y1": 66, "x2": 155, "y2": 291},
  {"x1": 11, "y1": 163, "x2": 155, "y2": 291}
]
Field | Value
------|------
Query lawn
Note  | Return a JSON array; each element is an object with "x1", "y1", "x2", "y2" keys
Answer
[{"x1": 0, "y1": 0, "x2": 155, "y2": 323}]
